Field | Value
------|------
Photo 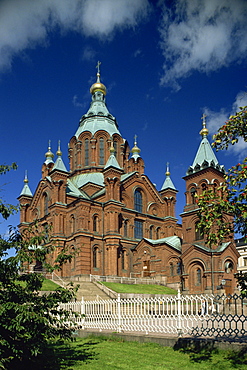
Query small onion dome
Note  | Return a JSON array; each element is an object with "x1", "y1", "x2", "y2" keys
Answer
[
  {"x1": 109, "y1": 142, "x2": 115, "y2": 154},
  {"x1": 90, "y1": 72, "x2": 107, "y2": 96},
  {"x1": 166, "y1": 162, "x2": 170, "y2": 176},
  {"x1": 45, "y1": 142, "x2": 54, "y2": 160},
  {"x1": 131, "y1": 135, "x2": 141, "y2": 155},
  {"x1": 200, "y1": 114, "x2": 209, "y2": 137},
  {"x1": 24, "y1": 171, "x2": 29, "y2": 183},
  {"x1": 56, "y1": 140, "x2": 62, "y2": 157},
  {"x1": 200, "y1": 126, "x2": 209, "y2": 137}
]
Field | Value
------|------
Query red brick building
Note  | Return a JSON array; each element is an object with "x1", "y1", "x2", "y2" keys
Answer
[{"x1": 18, "y1": 68, "x2": 239, "y2": 294}]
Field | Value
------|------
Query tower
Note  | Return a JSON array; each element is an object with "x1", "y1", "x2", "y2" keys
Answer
[{"x1": 180, "y1": 115, "x2": 239, "y2": 293}]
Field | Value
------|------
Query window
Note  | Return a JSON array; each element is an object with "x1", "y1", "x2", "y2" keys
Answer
[
  {"x1": 134, "y1": 220, "x2": 143, "y2": 239},
  {"x1": 99, "y1": 137, "x2": 104, "y2": 165},
  {"x1": 225, "y1": 261, "x2": 233, "y2": 273},
  {"x1": 134, "y1": 189, "x2": 143, "y2": 213},
  {"x1": 156, "y1": 227, "x2": 160, "y2": 239},
  {"x1": 196, "y1": 268, "x2": 202, "y2": 285},
  {"x1": 122, "y1": 250, "x2": 125, "y2": 270},
  {"x1": 190, "y1": 187, "x2": 197, "y2": 204},
  {"x1": 71, "y1": 215, "x2": 75, "y2": 234},
  {"x1": 93, "y1": 247, "x2": 98, "y2": 268},
  {"x1": 124, "y1": 220, "x2": 128, "y2": 237},
  {"x1": 149, "y1": 225, "x2": 154, "y2": 239},
  {"x1": 93, "y1": 215, "x2": 98, "y2": 232},
  {"x1": 44, "y1": 193, "x2": 48, "y2": 216},
  {"x1": 85, "y1": 138, "x2": 89, "y2": 166},
  {"x1": 113, "y1": 141, "x2": 117, "y2": 157},
  {"x1": 170, "y1": 263, "x2": 174, "y2": 276},
  {"x1": 195, "y1": 221, "x2": 203, "y2": 240}
]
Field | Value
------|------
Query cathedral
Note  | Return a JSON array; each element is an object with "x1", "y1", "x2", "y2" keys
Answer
[{"x1": 18, "y1": 66, "x2": 239, "y2": 294}]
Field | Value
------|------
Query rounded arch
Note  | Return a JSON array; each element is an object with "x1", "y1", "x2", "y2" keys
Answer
[
  {"x1": 187, "y1": 183, "x2": 198, "y2": 205},
  {"x1": 92, "y1": 244, "x2": 101, "y2": 269},
  {"x1": 149, "y1": 224, "x2": 154, "y2": 239},
  {"x1": 198, "y1": 178, "x2": 210, "y2": 186},
  {"x1": 92, "y1": 213, "x2": 100, "y2": 232},
  {"x1": 43, "y1": 192, "x2": 49, "y2": 216},
  {"x1": 187, "y1": 260, "x2": 206, "y2": 293},
  {"x1": 134, "y1": 187, "x2": 143, "y2": 213},
  {"x1": 222, "y1": 258, "x2": 234, "y2": 274}
]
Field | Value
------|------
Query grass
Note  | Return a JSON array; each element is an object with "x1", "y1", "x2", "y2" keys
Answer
[
  {"x1": 101, "y1": 282, "x2": 177, "y2": 295},
  {"x1": 44, "y1": 335, "x2": 247, "y2": 369},
  {"x1": 15, "y1": 278, "x2": 61, "y2": 291}
]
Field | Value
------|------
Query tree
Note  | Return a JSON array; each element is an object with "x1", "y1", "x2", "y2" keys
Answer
[
  {"x1": 0, "y1": 165, "x2": 77, "y2": 369},
  {"x1": 196, "y1": 105, "x2": 247, "y2": 296}
]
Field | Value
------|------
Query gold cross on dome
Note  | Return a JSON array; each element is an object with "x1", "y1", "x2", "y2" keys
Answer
[
  {"x1": 96, "y1": 61, "x2": 101, "y2": 74},
  {"x1": 201, "y1": 113, "x2": 207, "y2": 126}
]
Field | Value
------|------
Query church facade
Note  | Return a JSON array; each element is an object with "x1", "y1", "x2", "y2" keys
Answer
[{"x1": 18, "y1": 67, "x2": 239, "y2": 294}]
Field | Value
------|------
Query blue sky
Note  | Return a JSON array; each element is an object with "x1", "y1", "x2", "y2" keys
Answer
[{"x1": 1, "y1": 0, "x2": 247, "y2": 237}]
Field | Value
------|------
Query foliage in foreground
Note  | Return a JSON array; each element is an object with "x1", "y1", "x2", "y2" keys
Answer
[
  {"x1": 0, "y1": 164, "x2": 78, "y2": 369},
  {"x1": 196, "y1": 105, "x2": 247, "y2": 295}
]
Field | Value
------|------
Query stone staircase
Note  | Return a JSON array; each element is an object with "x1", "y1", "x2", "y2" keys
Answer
[
  {"x1": 75, "y1": 281, "x2": 110, "y2": 301},
  {"x1": 52, "y1": 275, "x2": 110, "y2": 301}
]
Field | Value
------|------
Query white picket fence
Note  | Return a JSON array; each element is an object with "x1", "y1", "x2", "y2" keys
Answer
[
  {"x1": 59, "y1": 291, "x2": 247, "y2": 339},
  {"x1": 59, "y1": 291, "x2": 215, "y2": 335}
]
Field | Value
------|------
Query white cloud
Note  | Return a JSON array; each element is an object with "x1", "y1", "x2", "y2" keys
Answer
[
  {"x1": 0, "y1": 0, "x2": 150, "y2": 71},
  {"x1": 204, "y1": 91, "x2": 247, "y2": 157},
  {"x1": 159, "y1": 0, "x2": 247, "y2": 88}
]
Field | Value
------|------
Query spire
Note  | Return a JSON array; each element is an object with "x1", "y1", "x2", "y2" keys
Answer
[
  {"x1": 131, "y1": 135, "x2": 141, "y2": 161},
  {"x1": 90, "y1": 61, "x2": 107, "y2": 96},
  {"x1": 44, "y1": 140, "x2": 54, "y2": 165},
  {"x1": 161, "y1": 163, "x2": 177, "y2": 191},
  {"x1": 75, "y1": 62, "x2": 121, "y2": 138},
  {"x1": 200, "y1": 113, "x2": 209, "y2": 138},
  {"x1": 104, "y1": 141, "x2": 122, "y2": 170},
  {"x1": 19, "y1": 171, "x2": 33, "y2": 197},
  {"x1": 186, "y1": 115, "x2": 225, "y2": 175},
  {"x1": 53, "y1": 141, "x2": 68, "y2": 172}
]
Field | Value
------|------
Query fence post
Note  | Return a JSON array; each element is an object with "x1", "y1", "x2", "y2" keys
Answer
[
  {"x1": 177, "y1": 288, "x2": 182, "y2": 337},
  {"x1": 81, "y1": 297, "x2": 85, "y2": 330},
  {"x1": 117, "y1": 294, "x2": 122, "y2": 333}
]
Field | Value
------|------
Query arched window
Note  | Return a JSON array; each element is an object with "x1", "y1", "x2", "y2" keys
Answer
[
  {"x1": 190, "y1": 187, "x2": 197, "y2": 204},
  {"x1": 93, "y1": 247, "x2": 98, "y2": 268},
  {"x1": 170, "y1": 263, "x2": 174, "y2": 276},
  {"x1": 225, "y1": 261, "x2": 233, "y2": 273},
  {"x1": 99, "y1": 137, "x2": 104, "y2": 165},
  {"x1": 93, "y1": 215, "x2": 98, "y2": 232},
  {"x1": 149, "y1": 225, "x2": 154, "y2": 239},
  {"x1": 134, "y1": 189, "x2": 142, "y2": 213},
  {"x1": 122, "y1": 250, "x2": 125, "y2": 270},
  {"x1": 85, "y1": 138, "x2": 89, "y2": 166},
  {"x1": 195, "y1": 221, "x2": 203, "y2": 240},
  {"x1": 44, "y1": 193, "x2": 48, "y2": 216},
  {"x1": 156, "y1": 227, "x2": 160, "y2": 239},
  {"x1": 71, "y1": 215, "x2": 75, "y2": 234},
  {"x1": 196, "y1": 268, "x2": 202, "y2": 285},
  {"x1": 124, "y1": 220, "x2": 128, "y2": 237},
  {"x1": 113, "y1": 140, "x2": 117, "y2": 157},
  {"x1": 201, "y1": 183, "x2": 207, "y2": 192}
]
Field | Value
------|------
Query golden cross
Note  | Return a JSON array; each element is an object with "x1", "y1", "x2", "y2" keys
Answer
[
  {"x1": 201, "y1": 113, "x2": 207, "y2": 126},
  {"x1": 96, "y1": 61, "x2": 101, "y2": 74}
]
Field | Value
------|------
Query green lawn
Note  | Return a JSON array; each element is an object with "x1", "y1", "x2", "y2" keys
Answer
[
  {"x1": 46, "y1": 335, "x2": 247, "y2": 369},
  {"x1": 15, "y1": 278, "x2": 61, "y2": 291},
  {"x1": 102, "y1": 282, "x2": 177, "y2": 295}
]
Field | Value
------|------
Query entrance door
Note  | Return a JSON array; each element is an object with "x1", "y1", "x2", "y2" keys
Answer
[
  {"x1": 224, "y1": 279, "x2": 232, "y2": 295},
  {"x1": 143, "y1": 260, "x2": 150, "y2": 277}
]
